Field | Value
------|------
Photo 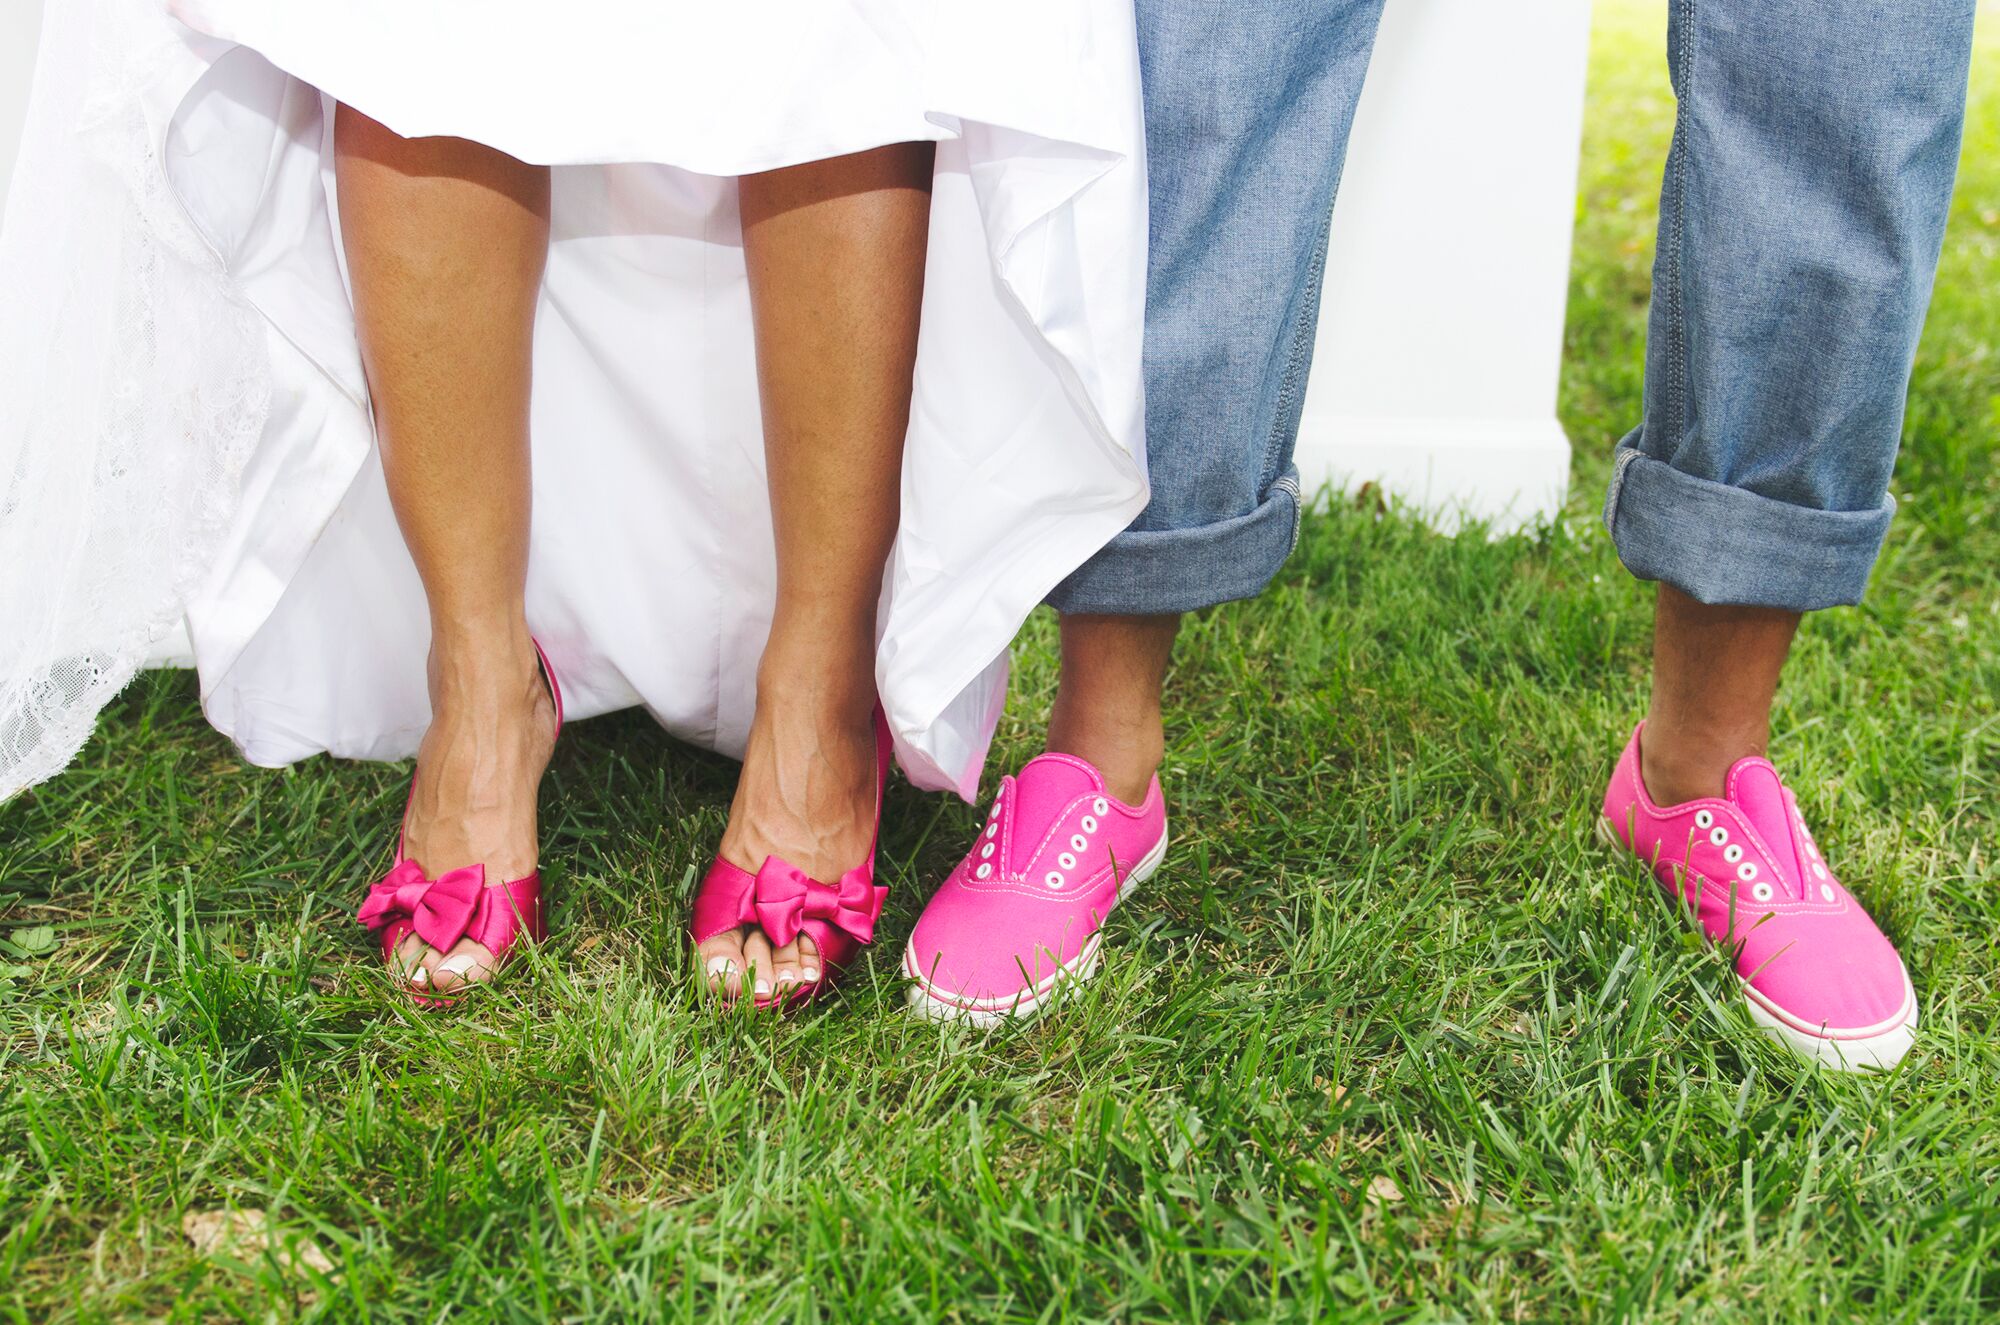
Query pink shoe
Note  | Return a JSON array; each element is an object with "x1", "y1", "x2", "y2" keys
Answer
[
  {"x1": 904, "y1": 752, "x2": 1167, "y2": 1027},
  {"x1": 1601, "y1": 722, "x2": 1916, "y2": 1071},
  {"x1": 688, "y1": 707, "x2": 893, "y2": 1011},
  {"x1": 356, "y1": 639, "x2": 563, "y2": 1009}
]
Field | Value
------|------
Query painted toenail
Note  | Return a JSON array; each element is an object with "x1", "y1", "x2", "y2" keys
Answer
[
  {"x1": 753, "y1": 978, "x2": 771, "y2": 996},
  {"x1": 438, "y1": 954, "x2": 476, "y2": 977},
  {"x1": 706, "y1": 956, "x2": 738, "y2": 980},
  {"x1": 801, "y1": 967, "x2": 820, "y2": 983},
  {"x1": 409, "y1": 967, "x2": 429, "y2": 986}
]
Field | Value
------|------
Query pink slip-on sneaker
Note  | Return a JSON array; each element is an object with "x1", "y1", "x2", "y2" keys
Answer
[
  {"x1": 1601, "y1": 722, "x2": 1916, "y2": 1071},
  {"x1": 904, "y1": 752, "x2": 1167, "y2": 1027}
]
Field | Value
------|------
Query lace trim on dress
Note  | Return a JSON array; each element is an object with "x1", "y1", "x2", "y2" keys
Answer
[{"x1": 0, "y1": 0, "x2": 272, "y2": 798}]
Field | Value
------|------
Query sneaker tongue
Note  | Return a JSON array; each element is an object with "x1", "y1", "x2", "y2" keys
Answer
[
  {"x1": 1008, "y1": 754, "x2": 1105, "y2": 857},
  {"x1": 1727, "y1": 759, "x2": 1803, "y2": 894}
]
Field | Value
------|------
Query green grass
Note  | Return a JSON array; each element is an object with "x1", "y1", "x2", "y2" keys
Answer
[{"x1": 4, "y1": 5, "x2": 1998, "y2": 1320}]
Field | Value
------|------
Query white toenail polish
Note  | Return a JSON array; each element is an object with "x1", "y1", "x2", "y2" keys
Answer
[
  {"x1": 754, "y1": 979, "x2": 771, "y2": 996},
  {"x1": 410, "y1": 967, "x2": 429, "y2": 986},
  {"x1": 438, "y1": 955, "x2": 475, "y2": 977},
  {"x1": 801, "y1": 968, "x2": 820, "y2": 983},
  {"x1": 706, "y1": 956, "x2": 738, "y2": 979}
]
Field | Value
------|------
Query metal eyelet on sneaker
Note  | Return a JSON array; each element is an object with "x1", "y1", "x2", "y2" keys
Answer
[
  {"x1": 975, "y1": 863, "x2": 992, "y2": 880},
  {"x1": 986, "y1": 823, "x2": 998, "y2": 839},
  {"x1": 1812, "y1": 862, "x2": 1828, "y2": 881},
  {"x1": 1709, "y1": 827, "x2": 1729, "y2": 847},
  {"x1": 1723, "y1": 844, "x2": 1744, "y2": 864},
  {"x1": 1058, "y1": 852, "x2": 1077, "y2": 870},
  {"x1": 1081, "y1": 815, "x2": 1099, "y2": 834},
  {"x1": 1751, "y1": 882, "x2": 1775, "y2": 902},
  {"x1": 1070, "y1": 833, "x2": 1088, "y2": 852},
  {"x1": 1736, "y1": 862, "x2": 1758, "y2": 882},
  {"x1": 1092, "y1": 798, "x2": 1109, "y2": 816},
  {"x1": 1044, "y1": 871, "x2": 1064, "y2": 889},
  {"x1": 1694, "y1": 810, "x2": 1714, "y2": 829},
  {"x1": 1820, "y1": 884, "x2": 1835, "y2": 901},
  {"x1": 980, "y1": 842, "x2": 995, "y2": 860}
]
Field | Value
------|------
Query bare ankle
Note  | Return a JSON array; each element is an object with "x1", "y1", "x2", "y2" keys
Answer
[
  {"x1": 427, "y1": 625, "x2": 550, "y2": 726},
  {"x1": 1047, "y1": 701, "x2": 1162, "y2": 804},
  {"x1": 755, "y1": 631, "x2": 875, "y2": 722},
  {"x1": 429, "y1": 613, "x2": 532, "y2": 678},
  {"x1": 1642, "y1": 583, "x2": 1795, "y2": 805},
  {"x1": 1639, "y1": 723, "x2": 1765, "y2": 807},
  {"x1": 1046, "y1": 612, "x2": 1176, "y2": 803}
]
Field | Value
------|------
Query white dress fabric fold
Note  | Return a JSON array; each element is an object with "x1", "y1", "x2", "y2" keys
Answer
[{"x1": 0, "y1": 0, "x2": 1150, "y2": 801}]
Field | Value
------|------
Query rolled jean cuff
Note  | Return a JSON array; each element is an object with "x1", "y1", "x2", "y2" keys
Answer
[
  {"x1": 1602, "y1": 444, "x2": 1895, "y2": 611},
  {"x1": 1045, "y1": 471, "x2": 1302, "y2": 616}
]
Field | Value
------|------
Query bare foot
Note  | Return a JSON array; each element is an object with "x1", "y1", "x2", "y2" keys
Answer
[
  {"x1": 697, "y1": 656, "x2": 878, "y2": 1003},
  {"x1": 392, "y1": 629, "x2": 559, "y2": 994}
]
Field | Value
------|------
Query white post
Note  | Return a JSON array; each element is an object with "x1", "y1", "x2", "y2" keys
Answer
[{"x1": 1296, "y1": 0, "x2": 1593, "y2": 534}]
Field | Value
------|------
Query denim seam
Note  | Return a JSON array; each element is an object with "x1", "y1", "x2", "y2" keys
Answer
[
  {"x1": 1603, "y1": 444, "x2": 1641, "y2": 532},
  {"x1": 1261, "y1": 214, "x2": 1332, "y2": 491},
  {"x1": 1272, "y1": 471, "x2": 1303, "y2": 555},
  {"x1": 1666, "y1": 0, "x2": 1695, "y2": 447}
]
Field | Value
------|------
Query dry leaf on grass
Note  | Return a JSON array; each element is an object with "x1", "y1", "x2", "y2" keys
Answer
[
  {"x1": 71, "y1": 1002, "x2": 122, "y2": 1040},
  {"x1": 183, "y1": 1208, "x2": 335, "y2": 1278},
  {"x1": 1366, "y1": 1175, "x2": 1404, "y2": 1206}
]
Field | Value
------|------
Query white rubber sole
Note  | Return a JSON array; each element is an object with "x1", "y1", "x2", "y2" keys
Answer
[
  {"x1": 1739, "y1": 969, "x2": 1917, "y2": 1072},
  {"x1": 1596, "y1": 815, "x2": 1918, "y2": 1073},
  {"x1": 904, "y1": 825, "x2": 1169, "y2": 1029}
]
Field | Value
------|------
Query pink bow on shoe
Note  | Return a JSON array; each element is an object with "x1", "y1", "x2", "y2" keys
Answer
[
  {"x1": 751, "y1": 857, "x2": 887, "y2": 948},
  {"x1": 356, "y1": 859, "x2": 486, "y2": 953}
]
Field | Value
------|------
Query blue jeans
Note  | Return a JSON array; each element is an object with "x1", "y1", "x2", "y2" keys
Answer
[{"x1": 1048, "y1": 0, "x2": 1975, "y2": 616}]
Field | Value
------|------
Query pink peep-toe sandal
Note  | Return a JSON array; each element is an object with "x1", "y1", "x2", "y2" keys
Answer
[
  {"x1": 689, "y1": 706, "x2": 892, "y2": 1010},
  {"x1": 356, "y1": 638, "x2": 564, "y2": 1008}
]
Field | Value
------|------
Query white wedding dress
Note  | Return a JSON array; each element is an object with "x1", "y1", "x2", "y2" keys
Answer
[{"x1": 0, "y1": 0, "x2": 1149, "y2": 801}]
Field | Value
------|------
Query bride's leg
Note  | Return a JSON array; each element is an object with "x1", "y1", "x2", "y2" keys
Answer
[
  {"x1": 699, "y1": 144, "x2": 934, "y2": 1000},
  {"x1": 334, "y1": 106, "x2": 557, "y2": 994}
]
